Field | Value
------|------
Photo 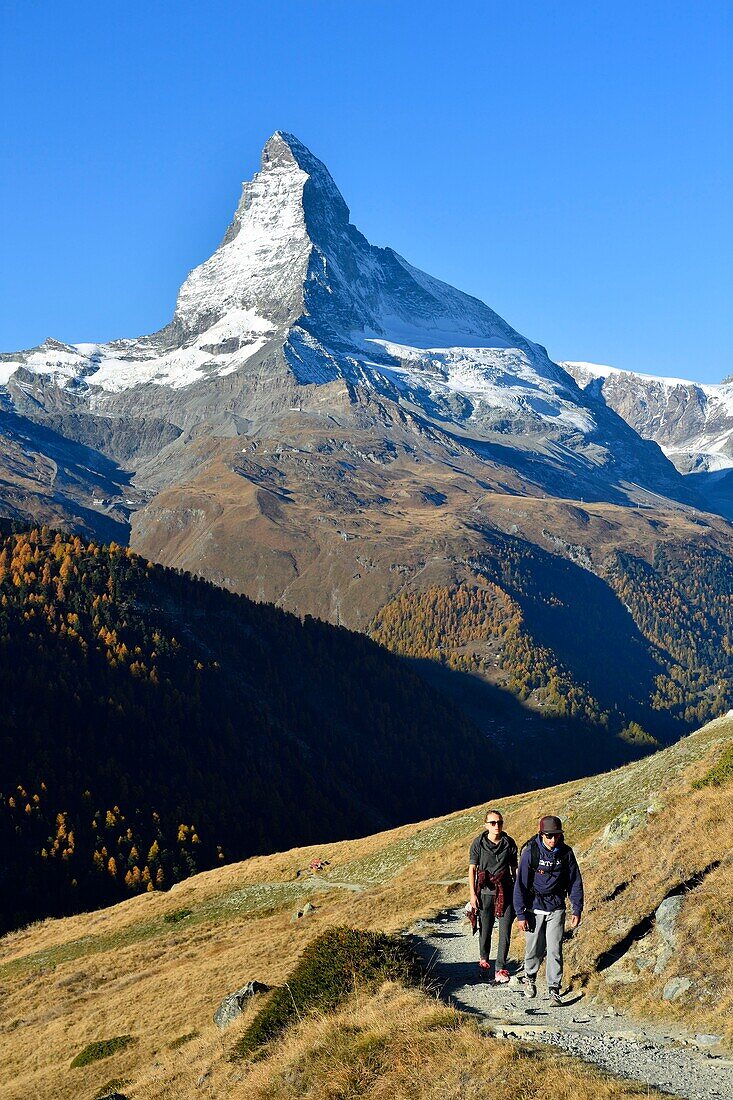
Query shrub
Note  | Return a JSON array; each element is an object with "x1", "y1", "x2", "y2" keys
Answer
[
  {"x1": 231, "y1": 927, "x2": 421, "y2": 1059},
  {"x1": 693, "y1": 742, "x2": 733, "y2": 789},
  {"x1": 169, "y1": 1030, "x2": 199, "y2": 1049},
  {"x1": 163, "y1": 907, "x2": 193, "y2": 924},
  {"x1": 70, "y1": 1035, "x2": 136, "y2": 1068},
  {"x1": 94, "y1": 1080, "x2": 130, "y2": 1100}
]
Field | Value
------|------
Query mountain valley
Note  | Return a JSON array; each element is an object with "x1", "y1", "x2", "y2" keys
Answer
[{"x1": 0, "y1": 524, "x2": 506, "y2": 934}]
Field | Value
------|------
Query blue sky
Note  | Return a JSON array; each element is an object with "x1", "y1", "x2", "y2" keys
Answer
[{"x1": 1, "y1": 1, "x2": 730, "y2": 382}]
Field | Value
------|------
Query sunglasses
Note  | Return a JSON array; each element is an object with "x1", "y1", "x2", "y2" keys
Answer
[
  {"x1": 486, "y1": 820, "x2": 503, "y2": 827},
  {"x1": 542, "y1": 832, "x2": 560, "y2": 838}
]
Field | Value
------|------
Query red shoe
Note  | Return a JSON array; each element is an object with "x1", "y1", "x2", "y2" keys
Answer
[
  {"x1": 478, "y1": 959, "x2": 491, "y2": 976},
  {"x1": 494, "y1": 968, "x2": 510, "y2": 984}
]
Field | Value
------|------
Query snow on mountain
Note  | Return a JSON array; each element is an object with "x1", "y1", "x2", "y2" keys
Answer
[
  {"x1": 1, "y1": 132, "x2": 599, "y2": 441},
  {"x1": 565, "y1": 362, "x2": 733, "y2": 472}
]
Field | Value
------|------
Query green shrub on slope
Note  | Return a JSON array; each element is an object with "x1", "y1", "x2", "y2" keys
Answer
[
  {"x1": 232, "y1": 927, "x2": 421, "y2": 1059},
  {"x1": 70, "y1": 1035, "x2": 136, "y2": 1068},
  {"x1": 693, "y1": 741, "x2": 733, "y2": 789}
]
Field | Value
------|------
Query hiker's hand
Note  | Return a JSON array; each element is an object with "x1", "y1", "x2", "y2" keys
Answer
[
  {"x1": 570, "y1": 914, "x2": 581, "y2": 929},
  {"x1": 517, "y1": 919, "x2": 529, "y2": 932},
  {"x1": 469, "y1": 895, "x2": 478, "y2": 910}
]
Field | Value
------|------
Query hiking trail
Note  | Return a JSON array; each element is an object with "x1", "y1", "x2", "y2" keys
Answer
[{"x1": 413, "y1": 906, "x2": 733, "y2": 1100}]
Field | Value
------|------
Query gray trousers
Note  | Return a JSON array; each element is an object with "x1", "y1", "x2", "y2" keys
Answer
[
  {"x1": 524, "y1": 908, "x2": 565, "y2": 989},
  {"x1": 478, "y1": 891, "x2": 514, "y2": 969}
]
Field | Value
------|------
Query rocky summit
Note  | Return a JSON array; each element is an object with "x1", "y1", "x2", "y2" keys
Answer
[
  {"x1": 1, "y1": 131, "x2": 659, "y2": 444},
  {"x1": 0, "y1": 137, "x2": 686, "y2": 496}
]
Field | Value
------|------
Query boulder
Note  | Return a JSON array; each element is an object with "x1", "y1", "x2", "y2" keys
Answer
[
  {"x1": 662, "y1": 977, "x2": 691, "y2": 1001},
  {"x1": 653, "y1": 894, "x2": 684, "y2": 975},
  {"x1": 655, "y1": 894, "x2": 684, "y2": 940},
  {"x1": 601, "y1": 808, "x2": 646, "y2": 846},
  {"x1": 213, "y1": 982, "x2": 270, "y2": 1030},
  {"x1": 694, "y1": 1033, "x2": 723, "y2": 1048},
  {"x1": 290, "y1": 901, "x2": 317, "y2": 923}
]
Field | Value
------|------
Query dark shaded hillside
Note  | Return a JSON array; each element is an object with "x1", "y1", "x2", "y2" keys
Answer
[
  {"x1": 371, "y1": 531, "x2": 733, "y2": 775},
  {"x1": 0, "y1": 526, "x2": 507, "y2": 933}
]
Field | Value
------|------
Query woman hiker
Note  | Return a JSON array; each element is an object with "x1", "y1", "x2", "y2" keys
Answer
[{"x1": 468, "y1": 808, "x2": 518, "y2": 982}]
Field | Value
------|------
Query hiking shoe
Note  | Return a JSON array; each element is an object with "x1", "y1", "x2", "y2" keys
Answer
[
  {"x1": 494, "y1": 968, "x2": 510, "y2": 984},
  {"x1": 522, "y1": 976, "x2": 536, "y2": 999},
  {"x1": 548, "y1": 988, "x2": 563, "y2": 1007},
  {"x1": 478, "y1": 959, "x2": 491, "y2": 978}
]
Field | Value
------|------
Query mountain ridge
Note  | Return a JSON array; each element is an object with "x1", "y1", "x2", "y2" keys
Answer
[
  {"x1": 565, "y1": 360, "x2": 733, "y2": 473},
  {"x1": 565, "y1": 360, "x2": 733, "y2": 518}
]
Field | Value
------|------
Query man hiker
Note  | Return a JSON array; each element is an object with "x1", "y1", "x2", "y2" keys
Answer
[
  {"x1": 513, "y1": 814, "x2": 584, "y2": 1006},
  {"x1": 468, "y1": 808, "x2": 518, "y2": 982}
]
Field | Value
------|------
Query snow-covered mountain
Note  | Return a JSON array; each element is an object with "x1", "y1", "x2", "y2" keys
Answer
[
  {"x1": 1, "y1": 133, "x2": 642, "y2": 448},
  {"x1": 6, "y1": 132, "x2": 733, "y2": 809},
  {"x1": 565, "y1": 362, "x2": 733, "y2": 474}
]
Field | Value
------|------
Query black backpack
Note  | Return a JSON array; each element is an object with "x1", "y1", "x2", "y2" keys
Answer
[{"x1": 520, "y1": 834, "x2": 570, "y2": 897}]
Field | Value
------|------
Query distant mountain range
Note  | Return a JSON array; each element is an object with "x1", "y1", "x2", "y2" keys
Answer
[
  {"x1": 565, "y1": 362, "x2": 733, "y2": 474},
  {"x1": 2, "y1": 132, "x2": 733, "y2": 763},
  {"x1": 565, "y1": 361, "x2": 733, "y2": 514}
]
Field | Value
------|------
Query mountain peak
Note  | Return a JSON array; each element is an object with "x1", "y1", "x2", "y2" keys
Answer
[
  {"x1": 261, "y1": 131, "x2": 314, "y2": 171},
  {"x1": 259, "y1": 130, "x2": 350, "y2": 224},
  {"x1": 0, "y1": 131, "x2": 588, "y2": 435}
]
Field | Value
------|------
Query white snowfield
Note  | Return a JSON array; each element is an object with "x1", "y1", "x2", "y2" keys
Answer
[
  {"x1": 365, "y1": 341, "x2": 595, "y2": 432},
  {"x1": 0, "y1": 320, "x2": 275, "y2": 395},
  {"x1": 174, "y1": 159, "x2": 311, "y2": 332}
]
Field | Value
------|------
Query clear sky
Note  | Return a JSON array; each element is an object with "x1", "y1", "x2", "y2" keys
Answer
[{"x1": 1, "y1": 1, "x2": 731, "y2": 382}]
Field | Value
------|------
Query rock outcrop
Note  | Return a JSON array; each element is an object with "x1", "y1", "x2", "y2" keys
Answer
[{"x1": 213, "y1": 982, "x2": 271, "y2": 1030}]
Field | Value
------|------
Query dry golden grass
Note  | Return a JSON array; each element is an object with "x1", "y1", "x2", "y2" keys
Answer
[
  {"x1": 564, "y1": 733, "x2": 733, "y2": 1031},
  {"x1": 0, "y1": 714, "x2": 730, "y2": 1099},
  {"x1": 132, "y1": 982, "x2": 662, "y2": 1100}
]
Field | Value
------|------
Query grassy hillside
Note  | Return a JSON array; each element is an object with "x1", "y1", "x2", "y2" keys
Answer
[
  {"x1": 0, "y1": 712, "x2": 730, "y2": 1099},
  {"x1": 0, "y1": 525, "x2": 509, "y2": 933}
]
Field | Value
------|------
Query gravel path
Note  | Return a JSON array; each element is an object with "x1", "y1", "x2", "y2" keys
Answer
[{"x1": 413, "y1": 907, "x2": 733, "y2": 1100}]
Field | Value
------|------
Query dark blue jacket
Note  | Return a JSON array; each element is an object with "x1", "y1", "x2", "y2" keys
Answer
[{"x1": 512, "y1": 835, "x2": 584, "y2": 921}]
